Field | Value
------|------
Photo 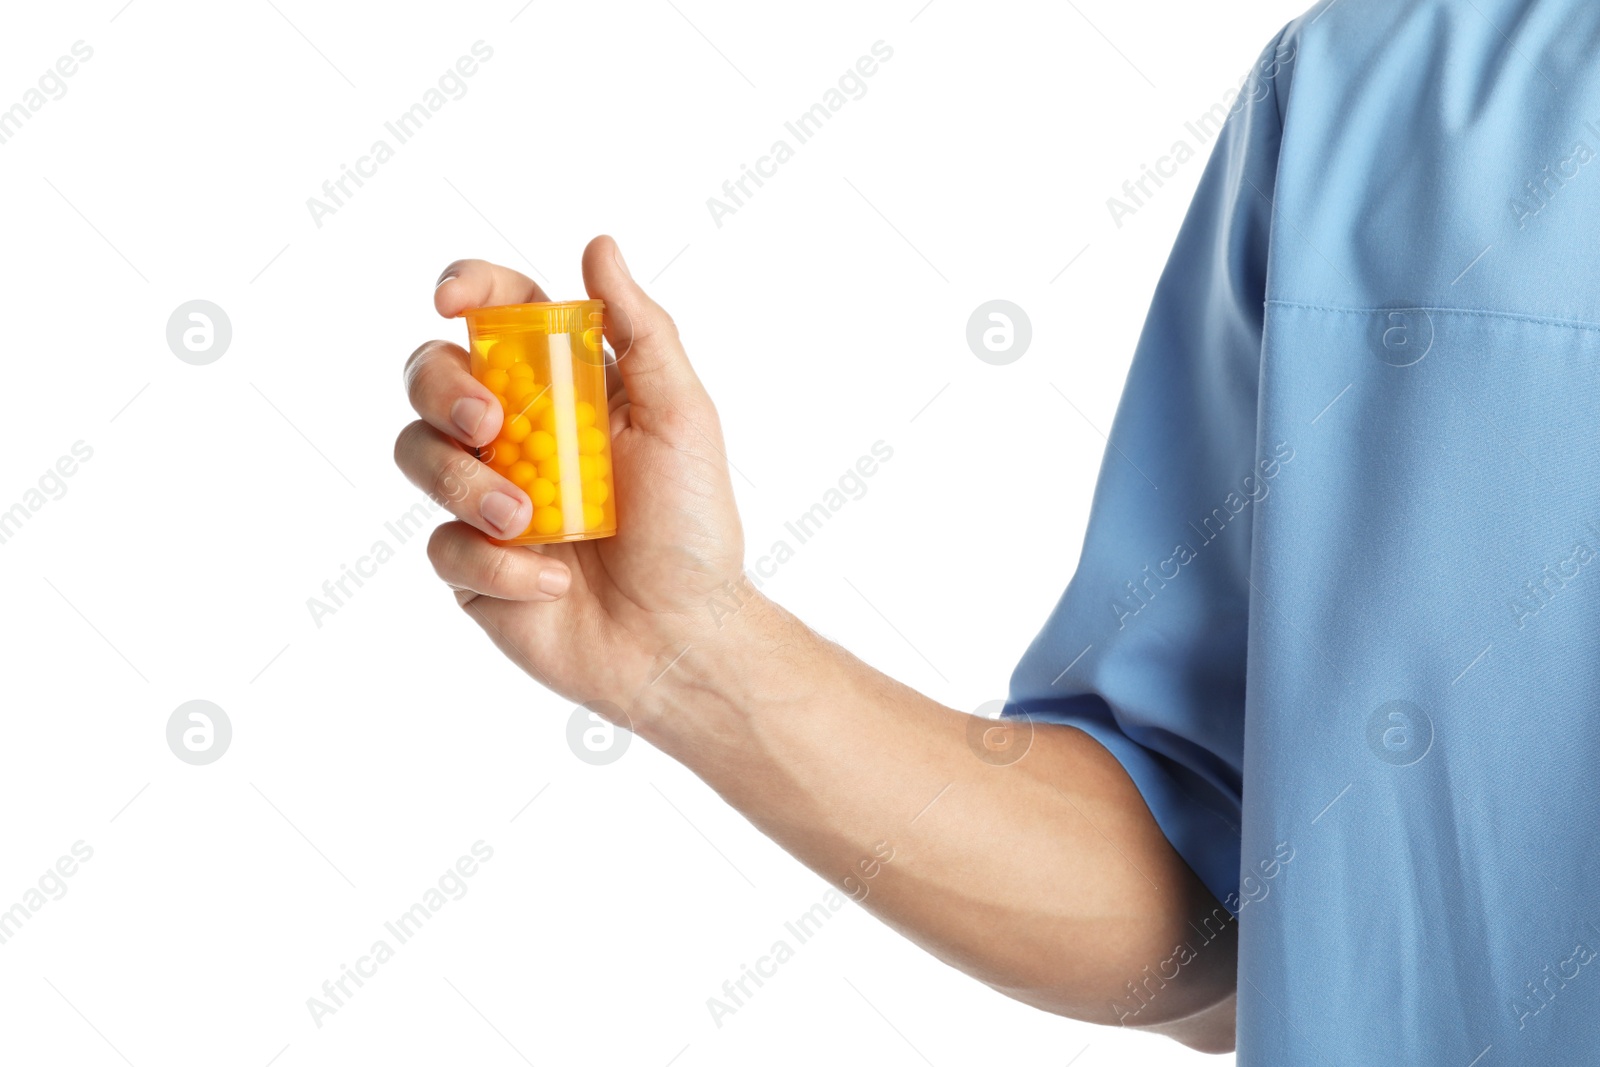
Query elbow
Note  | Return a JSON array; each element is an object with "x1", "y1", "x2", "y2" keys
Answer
[
  {"x1": 994, "y1": 978, "x2": 1236, "y2": 1054},
  {"x1": 976, "y1": 919, "x2": 1238, "y2": 1053},
  {"x1": 1125, "y1": 990, "x2": 1238, "y2": 1054}
]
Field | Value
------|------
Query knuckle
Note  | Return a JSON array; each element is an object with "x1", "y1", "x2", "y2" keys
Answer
[
  {"x1": 393, "y1": 420, "x2": 427, "y2": 469},
  {"x1": 654, "y1": 404, "x2": 690, "y2": 438},
  {"x1": 425, "y1": 524, "x2": 451, "y2": 572},
  {"x1": 403, "y1": 339, "x2": 436, "y2": 380},
  {"x1": 403, "y1": 340, "x2": 451, "y2": 397},
  {"x1": 430, "y1": 451, "x2": 480, "y2": 507},
  {"x1": 478, "y1": 544, "x2": 515, "y2": 594},
  {"x1": 425, "y1": 523, "x2": 454, "y2": 576},
  {"x1": 654, "y1": 401, "x2": 704, "y2": 442},
  {"x1": 633, "y1": 309, "x2": 679, "y2": 351}
]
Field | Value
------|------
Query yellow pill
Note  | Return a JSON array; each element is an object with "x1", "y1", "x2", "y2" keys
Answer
[
  {"x1": 526, "y1": 430, "x2": 556, "y2": 461},
  {"x1": 578, "y1": 426, "x2": 608, "y2": 455},
  {"x1": 506, "y1": 380, "x2": 539, "y2": 408},
  {"x1": 507, "y1": 461, "x2": 537, "y2": 489},
  {"x1": 485, "y1": 438, "x2": 519, "y2": 468},
  {"x1": 579, "y1": 454, "x2": 610, "y2": 481},
  {"x1": 537, "y1": 405, "x2": 558, "y2": 433},
  {"x1": 583, "y1": 478, "x2": 610, "y2": 505},
  {"x1": 486, "y1": 345, "x2": 515, "y2": 370},
  {"x1": 530, "y1": 478, "x2": 556, "y2": 507},
  {"x1": 483, "y1": 368, "x2": 510, "y2": 394},
  {"x1": 504, "y1": 414, "x2": 532, "y2": 443},
  {"x1": 507, "y1": 361, "x2": 535, "y2": 380},
  {"x1": 532, "y1": 507, "x2": 563, "y2": 535},
  {"x1": 525, "y1": 391, "x2": 552, "y2": 418},
  {"x1": 583, "y1": 503, "x2": 605, "y2": 529},
  {"x1": 574, "y1": 400, "x2": 597, "y2": 428},
  {"x1": 537, "y1": 456, "x2": 560, "y2": 482},
  {"x1": 511, "y1": 394, "x2": 551, "y2": 423}
]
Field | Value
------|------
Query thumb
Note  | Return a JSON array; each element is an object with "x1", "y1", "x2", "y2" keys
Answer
[{"x1": 581, "y1": 235, "x2": 704, "y2": 407}]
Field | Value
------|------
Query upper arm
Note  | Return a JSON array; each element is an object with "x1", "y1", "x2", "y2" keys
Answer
[{"x1": 997, "y1": 23, "x2": 1299, "y2": 1046}]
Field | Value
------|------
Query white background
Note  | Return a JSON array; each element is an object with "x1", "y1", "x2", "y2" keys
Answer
[{"x1": 0, "y1": 1, "x2": 1307, "y2": 1064}]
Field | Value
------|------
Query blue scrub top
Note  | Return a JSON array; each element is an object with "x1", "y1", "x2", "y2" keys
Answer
[{"x1": 1001, "y1": 0, "x2": 1600, "y2": 1059}]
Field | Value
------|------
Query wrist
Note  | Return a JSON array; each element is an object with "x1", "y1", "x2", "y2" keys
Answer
[{"x1": 630, "y1": 588, "x2": 823, "y2": 756}]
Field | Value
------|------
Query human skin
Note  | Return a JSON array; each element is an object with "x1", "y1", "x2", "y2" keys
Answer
[{"x1": 393, "y1": 236, "x2": 1239, "y2": 1053}]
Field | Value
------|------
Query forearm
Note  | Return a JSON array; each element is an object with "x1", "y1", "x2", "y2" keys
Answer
[{"x1": 633, "y1": 592, "x2": 1237, "y2": 1045}]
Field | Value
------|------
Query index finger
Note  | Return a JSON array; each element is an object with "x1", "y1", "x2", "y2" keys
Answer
[{"x1": 434, "y1": 259, "x2": 550, "y2": 318}]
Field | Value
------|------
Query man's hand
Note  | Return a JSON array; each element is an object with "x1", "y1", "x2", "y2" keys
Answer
[{"x1": 395, "y1": 236, "x2": 747, "y2": 713}]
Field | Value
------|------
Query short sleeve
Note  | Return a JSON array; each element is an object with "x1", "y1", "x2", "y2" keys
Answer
[{"x1": 1000, "y1": 27, "x2": 1296, "y2": 917}]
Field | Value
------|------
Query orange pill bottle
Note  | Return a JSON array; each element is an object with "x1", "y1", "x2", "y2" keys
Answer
[{"x1": 461, "y1": 299, "x2": 617, "y2": 545}]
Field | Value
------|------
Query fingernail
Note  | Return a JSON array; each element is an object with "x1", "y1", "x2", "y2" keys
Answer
[
  {"x1": 539, "y1": 567, "x2": 571, "y2": 597},
  {"x1": 451, "y1": 396, "x2": 488, "y2": 439},
  {"x1": 480, "y1": 491, "x2": 526, "y2": 534},
  {"x1": 436, "y1": 268, "x2": 459, "y2": 287},
  {"x1": 612, "y1": 243, "x2": 632, "y2": 279}
]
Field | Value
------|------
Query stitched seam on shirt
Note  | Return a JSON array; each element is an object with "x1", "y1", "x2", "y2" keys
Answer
[{"x1": 1265, "y1": 300, "x2": 1600, "y2": 336}]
